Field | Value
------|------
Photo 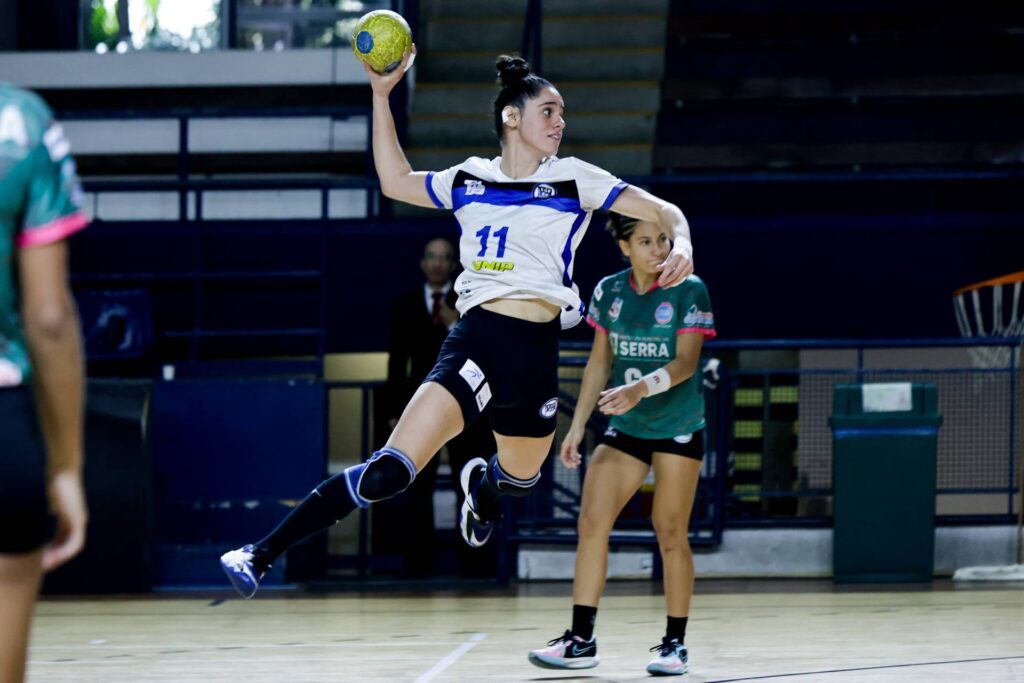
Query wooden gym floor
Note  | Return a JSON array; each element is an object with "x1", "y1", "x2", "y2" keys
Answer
[{"x1": 27, "y1": 580, "x2": 1024, "y2": 682}]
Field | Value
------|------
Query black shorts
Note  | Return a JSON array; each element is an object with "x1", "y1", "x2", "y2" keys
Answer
[
  {"x1": 424, "y1": 306, "x2": 560, "y2": 438},
  {"x1": 0, "y1": 386, "x2": 54, "y2": 554},
  {"x1": 598, "y1": 426, "x2": 705, "y2": 466}
]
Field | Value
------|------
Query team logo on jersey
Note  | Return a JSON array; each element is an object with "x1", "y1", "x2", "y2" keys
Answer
[
  {"x1": 683, "y1": 304, "x2": 714, "y2": 327},
  {"x1": 532, "y1": 183, "x2": 556, "y2": 199},
  {"x1": 655, "y1": 302, "x2": 674, "y2": 325},
  {"x1": 609, "y1": 298, "x2": 623, "y2": 322},
  {"x1": 593, "y1": 282, "x2": 604, "y2": 301},
  {"x1": 464, "y1": 179, "x2": 485, "y2": 196},
  {"x1": 539, "y1": 397, "x2": 558, "y2": 419}
]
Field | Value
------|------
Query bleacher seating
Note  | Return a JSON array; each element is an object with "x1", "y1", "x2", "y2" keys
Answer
[{"x1": 656, "y1": 1, "x2": 1024, "y2": 173}]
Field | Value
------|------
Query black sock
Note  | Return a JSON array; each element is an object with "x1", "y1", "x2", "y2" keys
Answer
[
  {"x1": 572, "y1": 605, "x2": 598, "y2": 641},
  {"x1": 475, "y1": 466, "x2": 503, "y2": 520},
  {"x1": 666, "y1": 615, "x2": 688, "y2": 643},
  {"x1": 255, "y1": 471, "x2": 357, "y2": 568}
]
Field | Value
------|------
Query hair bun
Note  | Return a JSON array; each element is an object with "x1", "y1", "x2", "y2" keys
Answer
[{"x1": 495, "y1": 55, "x2": 532, "y2": 87}]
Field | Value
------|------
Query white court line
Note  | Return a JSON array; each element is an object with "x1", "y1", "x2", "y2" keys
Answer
[
  {"x1": 33, "y1": 655, "x2": 437, "y2": 666},
  {"x1": 412, "y1": 632, "x2": 486, "y2": 683},
  {"x1": 32, "y1": 640, "x2": 460, "y2": 651}
]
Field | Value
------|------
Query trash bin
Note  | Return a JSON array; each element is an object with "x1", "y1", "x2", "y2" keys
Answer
[{"x1": 829, "y1": 382, "x2": 942, "y2": 583}]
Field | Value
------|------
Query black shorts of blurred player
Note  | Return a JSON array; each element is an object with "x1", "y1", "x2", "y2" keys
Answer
[{"x1": 596, "y1": 427, "x2": 704, "y2": 466}]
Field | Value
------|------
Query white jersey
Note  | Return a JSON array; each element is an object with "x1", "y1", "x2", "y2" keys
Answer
[{"x1": 426, "y1": 156, "x2": 628, "y2": 328}]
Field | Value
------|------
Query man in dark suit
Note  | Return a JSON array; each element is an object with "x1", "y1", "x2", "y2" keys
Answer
[
  {"x1": 384, "y1": 238, "x2": 460, "y2": 428},
  {"x1": 377, "y1": 237, "x2": 497, "y2": 578}
]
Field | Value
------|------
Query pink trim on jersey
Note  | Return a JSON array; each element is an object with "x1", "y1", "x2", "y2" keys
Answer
[
  {"x1": 17, "y1": 212, "x2": 88, "y2": 248},
  {"x1": 628, "y1": 270, "x2": 659, "y2": 294},
  {"x1": 586, "y1": 317, "x2": 608, "y2": 334},
  {"x1": 677, "y1": 327, "x2": 717, "y2": 338}
]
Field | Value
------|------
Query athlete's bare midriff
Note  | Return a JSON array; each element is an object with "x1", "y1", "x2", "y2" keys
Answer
[{"x1": 481, "y1": 297, "x2": 560, "y2": 323}]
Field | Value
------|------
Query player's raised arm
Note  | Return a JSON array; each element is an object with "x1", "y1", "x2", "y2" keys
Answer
[
  {"x1": 609, "y1": 186, "x2": 693, "y2": 288},
  {"x1": 364, "y1": 47, "x2": 436, "y2": 209}
]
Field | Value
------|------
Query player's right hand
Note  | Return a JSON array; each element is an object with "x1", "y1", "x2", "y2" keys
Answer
[
  {"x1": 42, "y1": 469, "x2": 88, "y2": 572},
  {"x1": 560, "y1": 426, "x2": 585, "y2": 469},
  {"x1": 365, "y1": 44, "x2": 416, "y2": 98}
]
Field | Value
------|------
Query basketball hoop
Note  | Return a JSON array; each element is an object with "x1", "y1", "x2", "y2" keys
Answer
[
  {"x1": 951, "y1": 271, "x2": 1024, "y2": 580},
  {"x1": 953, "y1": 270, "x2": 1024, "y2": 369}
]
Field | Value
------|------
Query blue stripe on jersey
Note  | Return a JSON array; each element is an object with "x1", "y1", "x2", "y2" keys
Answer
[
  {"x1": 425, "y1": 172, "x2": 444, "y2": 209},
  {"x1": 452, "y1": 186, "x2": 582, "y2": 213},
  {"x1": 601, "y1": 182, "x2": 629, "y2": 211},
  {"x1": 561, "y1": 210, "x2": 588, "y2": 287}
]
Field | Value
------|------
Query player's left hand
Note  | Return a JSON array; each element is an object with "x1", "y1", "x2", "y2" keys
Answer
[
  {"x1": 598, "y1": 381, "x2": 646, "y2": 416},
  {"x1": 657, "y1": 242, "x2": 694, "y2": 288},
  {"x1": 42, "y1": 469, "x2": 88, "y2": 572},
  {"x1": 364, "y1": 43, "x2": 416, "y2": 98}
]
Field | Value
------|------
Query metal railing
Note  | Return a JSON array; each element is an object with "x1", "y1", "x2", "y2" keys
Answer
[{"x1": 708, "y1": 337, "x2": 1021, "y2": 525}]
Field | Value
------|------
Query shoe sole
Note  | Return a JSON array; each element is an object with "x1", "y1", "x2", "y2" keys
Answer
[
  {"x1": 646, "y1": 663, "x2": 688, "y2": 676},
  {"x1": 528, "y1": 652, "x2": 600, "y2": 669}
]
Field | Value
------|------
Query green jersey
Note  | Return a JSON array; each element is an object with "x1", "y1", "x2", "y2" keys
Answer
[
  {"x1": 0, "y1": 85, "x2": 87, "y2": 386},
  {"x1": 586, "y1": 269, "x2": 715, "y2": 439}
]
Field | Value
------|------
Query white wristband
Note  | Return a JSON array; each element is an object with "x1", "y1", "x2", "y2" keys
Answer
[{"x1": 641, "y1": 368, "x2": 672, "y2": 397}]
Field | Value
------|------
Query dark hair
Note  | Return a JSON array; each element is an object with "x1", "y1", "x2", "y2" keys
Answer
[
  {"x1": 606, "y1": 212, "x2": 640, "y2": 242},
  {"x1": 493, "y1": 55, "x2": 553, "y2": 143}
]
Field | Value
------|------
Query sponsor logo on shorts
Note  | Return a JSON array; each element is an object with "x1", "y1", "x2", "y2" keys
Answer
[
  {"x1": 475, "y1": 382, "x2": 492, "y2": 411},
  {"x1": 604, "y1": 427, "x2": 618, "y2": 437},
  {"x1": 539, "y1": 398, "x2": 558, "y2": 419},
  {"x1": 532, "y1": 183, "x2": 557, "y2": 199},
  {"x1": 459, "y1": 358, "x2": 485, "y2": 391},
  {"x1": 465, "y1": 179, "x2": 485, "y2": 196},
  {"x1": 609, "y1": 297, "x2": 623, "y2": 322},
  {"x1": 673, "y1": 433, "x2": 694, "y2": 444},
  {"x1": 655, "y1": 301, "x2": 674, "y2": 325}
]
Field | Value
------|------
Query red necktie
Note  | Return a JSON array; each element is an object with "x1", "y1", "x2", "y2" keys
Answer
[{"x1": 431, "y1": 291, "x2": 444, "y2": 326}]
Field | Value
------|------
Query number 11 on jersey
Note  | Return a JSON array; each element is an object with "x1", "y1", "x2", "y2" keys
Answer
[{"x1": 476, "y1": 225, "x2": 509, "y2": 258}]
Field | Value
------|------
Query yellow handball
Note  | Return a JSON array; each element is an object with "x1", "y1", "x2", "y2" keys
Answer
[{"x1": 351, "y1": 10, "x2": 412, "y2": 75}]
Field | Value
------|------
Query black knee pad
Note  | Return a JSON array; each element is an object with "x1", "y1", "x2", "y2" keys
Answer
[
  {"x1": 487, "y1": 454, "x2": 540, "y2": 498},
  {"x1": 342, "y1": 447, "x2": 416, "y2": 508}
]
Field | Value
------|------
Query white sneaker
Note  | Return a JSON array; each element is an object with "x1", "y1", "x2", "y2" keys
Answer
[
  {"x1": 219, "y1": 544, "x2": 268, "y2": 599},
  {"x1": 458, "y1": 458, "x2": 495, "y2": 547},
  {"x1": 647, "y1": 637, "x2": 688, "y2": 676},
  {"x1": 527, "y1": 630, "x2": 599, "y2": 669}
]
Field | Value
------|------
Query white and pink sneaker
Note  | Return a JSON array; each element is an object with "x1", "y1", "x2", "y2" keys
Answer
[
  {"x1": 527, "y1": 630, "x2": 599, "y2": 669},
  {"x1": 647, "y1": 637, "x2": 688, "y2": 676}
]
